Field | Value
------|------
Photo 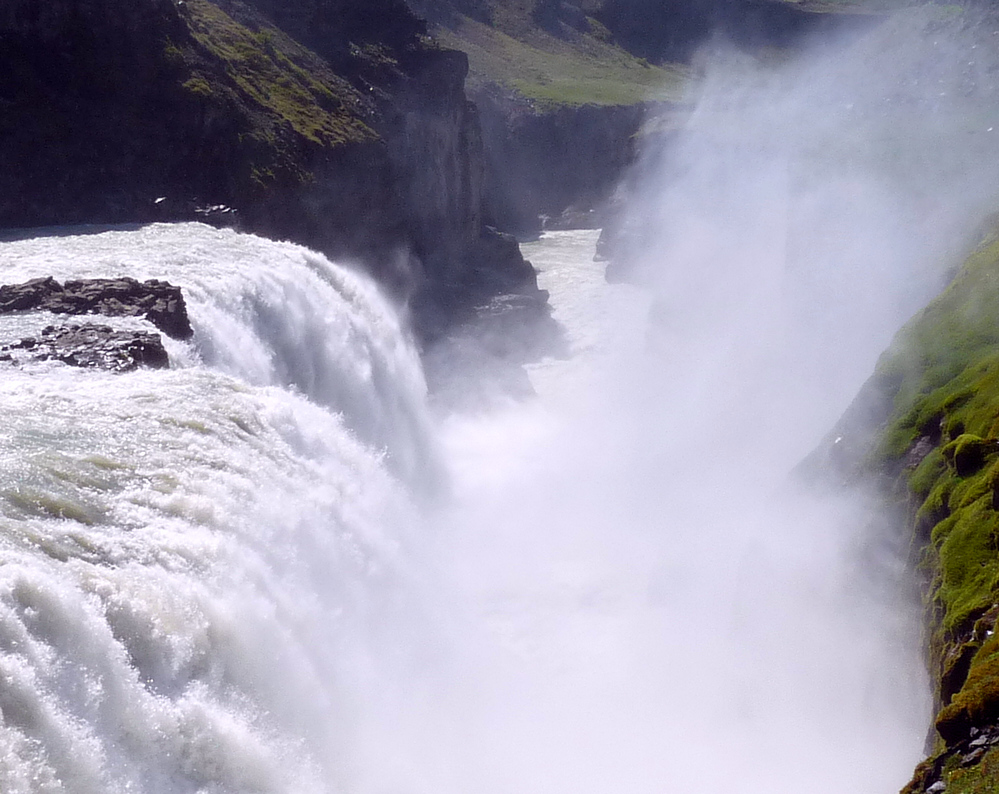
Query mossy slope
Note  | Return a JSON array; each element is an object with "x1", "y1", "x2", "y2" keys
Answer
[
  {"x1": 411, "y1": 0, "x2": 875, "y2": 108},
  {"x1": 433, "y1": 12, "x2": 686, "y2": 107},
  {"x1": 859, "y1": 221, "x2": 999, "y2": 792},
  {"x1": 182, "y1": 0, "x2": 375, "y2": 149}
]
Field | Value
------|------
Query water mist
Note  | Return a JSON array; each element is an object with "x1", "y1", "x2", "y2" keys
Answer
[{"x1": 388, "y1": 10, "x2": 999, "y2": 794}]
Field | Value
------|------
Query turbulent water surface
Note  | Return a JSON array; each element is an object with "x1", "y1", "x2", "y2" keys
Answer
[{"x1": 0, "y1": 224, "x2": 433, "y2": 793}]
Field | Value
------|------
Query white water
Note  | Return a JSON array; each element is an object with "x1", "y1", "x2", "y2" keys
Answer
[
  {"x1": 0, "y1": 221, "x2": 927, "y2": 794},
  {"x1": 421, "y1": 229, "x2": 928, "y2": 794},
  {"x1": 0, "y1": 224, "x2": 432, "y2": 793}
]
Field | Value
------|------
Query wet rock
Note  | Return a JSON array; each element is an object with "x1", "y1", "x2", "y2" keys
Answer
[
  {"x1": 0, "y1": 277, "x2": 192, "y2": 339},
  {"x1": 0, "y1": 323, "x2": 169, "y2": 372},
  {"x1": 905, "y1": 435, "x2": 938, "y2": 470},
  {"x1": 963, "y1": 747, "x2": 986, "y2": 766}
]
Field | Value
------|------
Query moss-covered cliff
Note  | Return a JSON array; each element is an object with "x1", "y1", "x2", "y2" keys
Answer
[{"x1": 817, "y1": 222, "x2": 999, "y2": 793}]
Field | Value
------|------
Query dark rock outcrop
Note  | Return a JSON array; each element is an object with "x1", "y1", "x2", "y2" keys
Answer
[
  {"x1": 0, "y1": 324, "x2": 170, "y2": 372},
  {"x1": 0, "y1": 276, "x2": 195, "y2": 372},
  {"x1": 0, "y1": 277, "x2": 193, "y2": 340},
  {"x1": 411, "y1": 226, "x2": 551, "y2": 341}
]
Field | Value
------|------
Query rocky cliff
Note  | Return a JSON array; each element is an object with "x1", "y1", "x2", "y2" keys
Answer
[
  {"x1": 412, "y1": 0, "x2": 873, "y2": 243},
  {"x1": 0, "y1": 0, "x2": 548, "y2": 342}
]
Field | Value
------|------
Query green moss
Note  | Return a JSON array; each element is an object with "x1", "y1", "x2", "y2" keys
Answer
[
  {"x1": 937, "y1": 501, "x2": 999, "y2": 634},
  {"x1": 868, "y1": 221, "x2": 999, "y2": 761},
  {"x1": 945, "y1": 745, "x2": 999, "y2": 794},
  {"x1": 938, "y1": 640, "x2": 999, "y2": 744},
  {"x1": 182, "y1": 75, "x2": 214, "y2": 98},
  {"x1": 910, "y1": 447, "x2": 947, "y2": 497},
  {"x1": 182, "y1": 0, "x2": 375, "y2": 147}
]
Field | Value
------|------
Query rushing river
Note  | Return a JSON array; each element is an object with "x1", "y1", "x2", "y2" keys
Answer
[{"x1": 0, "y1": 222, "x2": 928, "y2": 793}]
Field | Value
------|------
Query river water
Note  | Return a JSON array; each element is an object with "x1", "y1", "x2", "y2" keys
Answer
[{"x1": 0, "y1": 222, "x2": 926, "y2": 793}]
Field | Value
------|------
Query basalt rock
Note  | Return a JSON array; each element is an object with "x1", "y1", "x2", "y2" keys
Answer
[
  {"x1": 0, "y1": 323, "x2": 169, "y2": 372},
  {"x1": 0, "y1": 277, "x2": 193, "y2": 340}
]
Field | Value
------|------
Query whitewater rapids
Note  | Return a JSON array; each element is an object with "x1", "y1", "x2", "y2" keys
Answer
[{"x1": 0, "y1": 222, "x2": 926, "y2": 794}]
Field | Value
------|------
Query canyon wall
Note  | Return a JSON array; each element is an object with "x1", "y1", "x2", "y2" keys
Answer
[{"x1": 0, "y1": 0, "x2": 547, "y2": 341}]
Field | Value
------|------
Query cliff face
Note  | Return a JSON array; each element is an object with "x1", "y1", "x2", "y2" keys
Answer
[
  {"x1": 811, "y1": 222, "x2": 999, "y2": 794},
  {"x1": 0, "y1": 0, "x2": 547, "y2": 341},
  {"x1": 404, "y1": 0, "x2": 876, "y2": 243},
  {"x1": 476, "y1": 92, "x2": 647, "y2": 237}
]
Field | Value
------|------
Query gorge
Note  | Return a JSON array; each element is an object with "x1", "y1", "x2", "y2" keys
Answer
[{"x1": 6, "y1": 0, "x2": 999, "y2": 793}]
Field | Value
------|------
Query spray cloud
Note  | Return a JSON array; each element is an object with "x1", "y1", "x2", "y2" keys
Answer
[{"x1": 365, "y1": 9, "x2": 999, "y2": 794}]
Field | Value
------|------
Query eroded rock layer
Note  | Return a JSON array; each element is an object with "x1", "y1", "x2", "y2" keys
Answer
[
  {"x1": 0, "y1": 324, "x2": 170, "y2": 373},
  {"x1": 0, "y1": 277, "x2": 193, "y2": 340}
]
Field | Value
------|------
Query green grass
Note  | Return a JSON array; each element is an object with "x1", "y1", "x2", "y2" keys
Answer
[
  {"x1": 942, "y1": 745, "x2": 999, "y2": 794},
  {"x1": 874, "y1": 232, "x2": 999, "y2": 463},
  {"x1": 433, "y1": 15, "x2": 687, "y2": 106}
]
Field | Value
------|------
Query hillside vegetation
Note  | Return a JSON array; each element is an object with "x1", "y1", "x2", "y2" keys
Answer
[
  {"x1": 408, "y1": 0, "x2": 874, "y2": 107},
  {"x1": 433, "y1": 11, "x2": 686, "y2": 106},
  {"x1": 410, "y1": 0, "x2": 693, "y2": 106}
]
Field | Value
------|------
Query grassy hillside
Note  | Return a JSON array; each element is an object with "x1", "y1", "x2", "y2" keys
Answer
[
  {"x1": 433, "y1": 13, "x2": 687, "y2": 105},
  {"x1": 411, "y1": 0, "x2": 878, "y2": 107},
  {"x1": 413, "y1": 0, "x2": 688, "y2": 106}
]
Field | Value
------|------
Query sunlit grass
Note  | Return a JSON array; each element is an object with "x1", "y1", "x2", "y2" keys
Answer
[{"x1": 434, "y1": 16, "x2": 687, "y2": 106}]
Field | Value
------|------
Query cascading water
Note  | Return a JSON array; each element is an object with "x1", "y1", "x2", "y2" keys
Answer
[
  {"x1": 0, "y1": 217, "x2": 924, "y2": 794},
  {"x1": 0, "y1": 223, "x2": 435, "y2": 793}
]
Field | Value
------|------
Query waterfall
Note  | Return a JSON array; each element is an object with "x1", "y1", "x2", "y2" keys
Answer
[
  {"x1": 8, "y1": 14, "x2": 999, "y2": 787},
  {"x1": 0, "y1": 223, "x2": 433, "y2": 793},
  {"x1": 0, "y1": 210, "x2": 928, "y2": 794}
]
